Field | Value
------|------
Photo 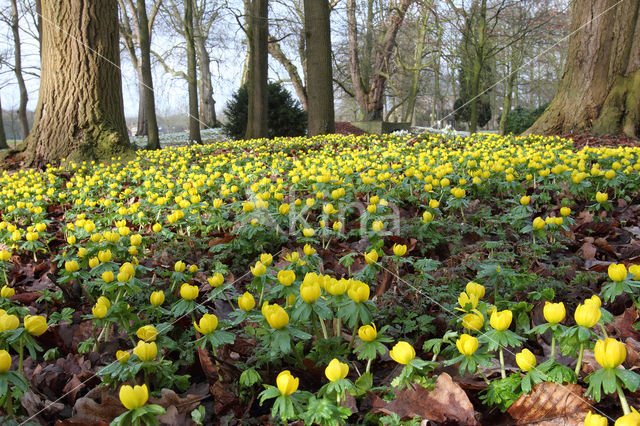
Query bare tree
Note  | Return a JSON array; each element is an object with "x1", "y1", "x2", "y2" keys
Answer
[
  {"x1": 245, "y1": 0, "x2": 268, "y2": 138},
  {"x1": 185, "y1": 0, "x2": 202, "y2": 143},
  {"x1": 9, "y1": 0, "x2": 29, "y2": 139}
]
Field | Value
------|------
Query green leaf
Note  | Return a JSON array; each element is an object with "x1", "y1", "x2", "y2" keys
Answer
[{"x1": 616, "y1": 368, "x2": 640, "y2": 392}]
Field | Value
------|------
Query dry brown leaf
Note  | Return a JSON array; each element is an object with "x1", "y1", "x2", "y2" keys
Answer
[
  {"x1": 375, "y1": 373, "x2": 477, "y2": 425},
  {"x1": 579, "y1": 242, "x2": 597, "y2": 260},
  {"x1": 507, "y1": 382, "x2": 590, "y2": 425}
]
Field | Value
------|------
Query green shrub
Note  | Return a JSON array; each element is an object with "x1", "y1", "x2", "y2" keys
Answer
[
  {"x1": 223, "y1": 82, "x2": 307, "y2": 140},
  {"x1": 504, "y1": 104, "x2": 548, "y2": 135}
]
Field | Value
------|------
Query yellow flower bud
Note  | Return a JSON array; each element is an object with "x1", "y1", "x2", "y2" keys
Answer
[
  {"x1": 490, "y1": 310, "x2": 513, "y2": 331},
  {"x1": 596, "y1": 192, "x2": 608, "y2": 203},
  {"x1": 174, "y1": 261, "x2": 186, "y2": 272},
  {"x1": 136, "y1": 325, "x2": 158, "y2": 342},
  {"x1": 119, "y1": 383, "x2": 148, "y2": 410},
  {"x1": 520, "y1": 195, "x2": 530, "y2": 206},
  {"x1": 325, "y1": 358, "x2": 349, "y2": 382},
  {"x1": 116, "y1": 350, "x2": 130, "y2": 364},
  {"x1": 102, "y1": 271, "x2": 115, "y2": 283},
  {"x1": 584, "y1": 411, "x2": 608, "y2": 426},
  {"x1": 462, "y1": 312, "x2": 484, "y2": 331},
  {"x1": 458, "y1": 292, "x2": 479, "y2": 311},
  {"x1": 348, "y1": 281, "x2": 370, "y2": 303},
  {"x1": 66, "y1": 236, "x2": 77, "y2": 245},
  {"x1": 277, "y1": 270, "x2": 296, "y2": 287},
  {"x1": 465, "y1": 282, "x2": 485, "y2": 299},
  {"x1": 0, "y1": 314, "x2": 19, "y2": 332},
  {"x1": 180, "y1": 283, "x2": 199, "y2": 300},
  {"x1": 303, "y1": 244, "x2": 316, "y2": 256},
  {"x1": 594, "y1": 338, "x2": 626, "y2": 369},
  {"x1": 24, "y1": 315, "x2": 48, "y2": 336},
  {"x1": 150, "y1": 291, "x2": 165, "y2": 306},
  {"x1": 515, "y1": 348, "x2": 537, "y2": 372},
  {"x1": 358, "y1": 324, "x2": 377, "y2": 342},
  {"x1": 393, "y1": 244, "x2": 407, "y2": 257},
  {"x1": 560, "y1": 207, "x2": 571, "y2": 217},
  {"x1": 194, "y1": 313, "x2": 218, "y2": 335},
  {"x1": 608, "y1": 263, "x2": 627, "y2": 282},
  {"x1": 133, "y1": 341, "x2": 157, "y2": 361},
  {"x1": 276, "y1": 370, "x2": 298, "y2": 396},
  {"x1": 389, "y1": 341, "x2": 416, "y2": 365},
  {"x1": 300, "y1": 277, "x2": 321, "y2": 304},
  {"x1": 1, "y1": 286, "x2": 15, "y2": 299},
  {"x1": 543, "y1": 302, "x2": 566, "y2": 324},
  {"x1": 614, "y1": 407, "x2": 640, "y2": 426},
  {"x1": 575, "y1": 302, "x2": 601, "y2": 328},
  {"x1": 0, "y1": 349, "x2": 11, "y2": 373},
  {"x1": 238, "y1": 292, "x2": 256, "y2": 311},
  {"x1": 65, "y1": 260, "x2": 79, "y2": 273},
  {"x1": 372, "y1": 221, "x2": 384, "y2": 232},
  {"x1": 92, "y1": 303, "x2": 108, "y2": 319},
  {"x1": 89, "y1": 257, "x2": 99, "y2": 268},
  {"x1": 302, "y1": 228, "x2": 315, "y2": 237},
  {"x1": 251, "y1": 261, "x2": 267, "y2": 277},
  {"x1": 456, "y1": 334, "x2": 479, "y2": 356},
  {"x1": 260, "y1": 253, "x2": 273, "y2": 266},
  {"x1": 364, "y1": 250, "x2": 378, "y2": 264},
  {"x1": 207, "y1": 273, "x2": 224, "y2": 288},
  {"x1": 264, "y1": 304, "x2": 289, "y2": 329},
  {"x1": 532, "y1": 217, "x2": 546, "y2": 230}
]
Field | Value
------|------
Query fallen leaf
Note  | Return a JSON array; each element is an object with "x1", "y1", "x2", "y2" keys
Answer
[
  {"x1": 579, "y1": 242, "x2": 597, "y2": 260},
  {"x1": 507, "y1": 382, "x2": 590, "y2": 424},
  {"x1": 607, "y1": 307, "x2": 640, "y2": 340},
  {"x1": 375, "y1": 373, "x2": 477, "y2": 425}
]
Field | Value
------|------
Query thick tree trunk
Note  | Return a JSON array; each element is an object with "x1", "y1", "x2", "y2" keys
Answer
[
  {"x1": 24, "y1": 0, "x2": 131, "y2": 166},
  {"x1": 185, "y1": 0, "x2": 202, "y2": 144},
  {"x1": 136, "y1": 68, "x2": 147, "y2": 136},
  {"x1": 10, "y1": 0, "x2": 29, "y2": 139},
  {"x1": 499, "y1": 68, "x2": 516, "y2": 135},
  {"x1": 194, "y1": 17, "x2": 217, "y2": 129},
  {"x1": 527, "y1": 0, "x2": 640, "y2": 137},
  {"x1": 304, "y1": 0, "x2": 334, "y2": 135},
  {"x1": 138, "y1": 0, "x2": 160, "y2": 149},
  {"x1": 246, "y1": 0, "x2": 269, "y2": 139},
  {"x1": 0, "y1": 92, "x2": 8, "y2": 149}
]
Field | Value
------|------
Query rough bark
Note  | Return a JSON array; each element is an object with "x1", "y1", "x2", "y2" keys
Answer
[
  {"x1": 347, "y1": 0, "x2": 414, "y2": 121},
  {"x1": 185, "y1": 0, "x2": 202, "y2": 143},
  {"x1": 246, "y1": 0, "x2": 269, "y2": 139},
  {"x1": 268, "y1": 36, "x2": 307, "y2": 111},
  {"x1": 0, "y1": 92, "x2": 8, "y2": 149},
  {"x1": 10, "y1": 0, "x2": 29, "y2": 139},
  {"x1": 303, "y1": 0, "x2": 334, "y2": 135},
  {"x1": 194, "y1": 8, "x2": 217, "y2": 129},
  {"x1": 137, "y1": 0, "x2": 160, "y2": 149},
  {"x1": 527, "y1": 0, "x2": 640, "y2": 138},
  {"x1": 23, "y1": 0, "x2": 131, "y2": 166}
]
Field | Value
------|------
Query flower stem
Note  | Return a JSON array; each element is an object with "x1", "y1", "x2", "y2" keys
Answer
[
  {"x1": 478, "y1": 368, "x2": 491, "y2": 385},
  {"x1": 575, "y1": 343, "x2": 584, "y2": 376},
  {"x1": 617, "y1": 383, "x2": 631, "y2": 415},
  {"x1": 365, "y1": 358, "x2": 373, "y2": 374},
  {"x1": 348, "y1": 323, "x2": 359, "y2": 350},
  {"x1": 18, "y1": 340, "x2": 24, "y2": 375},
  {"x1": 599, "y1": 322, "x2": 608, "y2": 339},
  {"x1": 318, "y1": 314, "x2": 329, "y2": 339},
  {"x1": 499, "y1": 346, "x2": 506, "y2": 379},
  {"x1": 550, "y1": 336, "x2": 556, "y2": 361}
]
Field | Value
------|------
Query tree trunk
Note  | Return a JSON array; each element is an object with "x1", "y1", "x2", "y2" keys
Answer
[
  {"x1": 499, "y1": 54, "x2": 518, "y2": 135},
  {"x1": 527, "y1": 0, "x2": 640, "y2": 138},
  {"x1": 136, "y1": 67, "x2": 147, "y2": 136},
  {"x1": 185, "y1": 0, "x2": 202, "y2": 144},
  {"x1": 468, "y1": 0, "x2": 487, "y2": 134},
  {"x1": 24, "y1": 0, "x2": 131, "y2": 166},
  {"x1": 138, "y1": 0, "x2": 160, "y2": 149},
  {"x1": 194, "y1": 14, "x2": 217, "y2": 128},
  {"x1": 0, "y1": 92, "x2": 8, "y2": 149},
  {"x1": 240, "y1": 0, "x2": 251, "y2": 87},
  {"x1": 304, "y1": 0, "x2": 334, "y2": 135},
  {"x1": 10, "y1": 0, "x2": 29, "y2": 139},
  {"x1": 268, "y1": 37, "x2": 307, "y2": 111},
  {"x1": 246, "y1": 0, "x2": 269, "y2": 139}
]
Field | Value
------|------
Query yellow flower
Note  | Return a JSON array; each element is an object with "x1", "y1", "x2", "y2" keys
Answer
[
  {"x1": 300, "y1": 278, "x2": 321, "y2": 303},
  {"x1": 174, "y1": 260, "x2": 186, "y2": 272},
  {"x1": 458, "y1": 292, "x2": 479, "y2": 311},
  {"x1": 594, "y1": 338, "x2": 626, "y2": 369},
  {"x1": 543, "y1": 302, "x2": 566, "y2": 324},
  {"x1": 277, "y1": 270, "x2": 296, "y2": 287},
  {"x1": 575, "y1": 302, "x2": 601, "y2": 328},
  {"x1": 490, "y1": 310, "x2": 513, "y2": 331},
  {"x1": 0, "y1": 250, "x2": 11, "y2": 261},
  {"x1": 260, "y1": 253, "x2": 273, "y2": 266},
  {"x1": 264, "y1": 304, "x2": 289, "y2": 329},
  {"x1": 462, "y1": 312, "x2": 484, "y2": 331},
  {"x1": 302, "y1": 228, "x2": 315, "y2": 237},
  {"x1": 456, "y1": 334, "x2": 479, "y2": 356},
  {"x1": 348, "y1": 281, "x2": 370, "y2": 303},
  {"x1": 238, "y1": 292, "x2": 256, "y2": 311},
  {"x1": 532, "y1": 217, "x2": 546, "y2": 230},
  {"x1": 24, "y1": 315, "x2": 48, "y2": 336},
  {"x1": 608, "y1": 263, "x2": 627, "y2": 282},
  {"x1": 615, "y1": 407, "x2": 640, "y2": 426},
  {"x1": 285, "y1": 252, "x2": 300, "y2": 264},
  {"x1": 89, "y1": 257, "x2": 99, "y2": 268},
  {"x1": 303, "y1": 244, "x2": 316, "y2": 256},
  {"x1": 130, "y1": 234, "x2": 142, "y2": 246},
  {"x1": 136, "y1": 325, "x2": 158, "y2": 342},
  {"x1": 66, "y1": 236, "x2": 77, "y2": 245},
  {"x1": 276, "y1": 370, "x2": 299, "y2": 396},
  {"x1": 364, "y1": 250, "x2": 378, "y2": 264},
  {"x1": 584, "y1": 411, "x2": 608, "y2": 426},
  {"x1": 119, "y1": 384, "x2": 149, "y2": 410},
  {"x1": 515, "y1": 348, "x2": 537, "y2": 372},
  {"x1": 152, "y1": 223, "x2": 162, "y2": 232},
  {"x1": 392, "y1": 244, "x2": 407, "y2": 257},
  {"x1": 251, "y1": 261, "x2": 267, "y2": 277},
  {"x1": 358, "y1": 324, "x2": 377, "y2": 342},
  {"x1": 150, "y1": 291, "x2": 165, "y2": 306},
  {"x1": 372, "y1": 221, "x2": 384, "y2": 232},
  {"x1": 92, "y1": 303, "x2": 108, "y2": 319},
  {"x1": 116, "y1": 350, "x2": 130, "y2": 364},
  {"x1": 0, "y1": 349, "x2": 11, "y2": 373},
  {"x1": 465, "y1": 281, "x2": 485, "y2": 299},
  {"x1": 207, "y1": 273, "x2": 224, "y2": 288},
  {"x1": 389, "y1": 341, "x2": 416, "y2": 365},
  {"x1": 133, "y1": 341, "x2": 157, "y2": 361},
  {"x1": 102, "y1": 271, "x2": 115, "y2": 283},
  {"x1": 194, "y1": 313, "x2": 218, "y2": 334},
  {"x1": 429, "y1": 199, "x2": 440, "y2": 209},
  {"x1": 188, "y1": 264, "x2": 198, "y2": 274},
  {"x1": 520, "y1": 195, "x2": 530, "y2": 205},
  {"x1": 630, "y1": 265, "x2": 640, "y2": 280},
  {"x1": 65, "y1": 260, "x2": 79, "y2": 273},
  {"x1": 1, "y1": 286, "x2": 15, "y2": 299},
  {"x1": 584, "y1": 295, "x2": 602, "y2": 308},
  {"x1": 98, "y1": 250, "x2": 112, "y2": 263},
  {"x1": 560, "y1": 207, "x2": 571, "y2": 217},
  {"x1": 596, "y1": 192, "x2": 608, "y2": 203},
  {"x1": 325, "y1": 358, "x2": 349, "y2": 382},
  {"x1": 180, "y1": 283, "x2": 199, "y2": 300}
]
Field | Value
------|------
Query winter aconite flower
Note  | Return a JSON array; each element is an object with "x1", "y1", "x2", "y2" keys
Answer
[
  {"x1": 594, "y1": 338, "x2": 626, "y2": 369},
  {"x1": 194, "y1": 314, "x2": 218, "y2": 335},
  {"x1": 458, "y1": 292, "x2": 479, "y2": 311},
  {"x1": 462, "y1": 312, "x2": 484, "y2": 331},
  {"x1": 389, "y1": 341, "x2": 416, "y2": 365},
  {"x1": 358, "y1": 324, "x2": 377, "y2": 342},
  {"x1": 24, "y1": 315, "x2": 48, "y2": 336},
  {"x1": 250, "y1": 261, "x2": 267, "y2": 277},
  {"x1": 456, "y1": 334, "x2": 479, "y2": 356},
  {"x1": 207, "y1": 273, "x2": 224, "y2": 288},
  {"x1": 65, "y1": 261, "x2": 79, "y2": 273},
  {"x1": 490, "y1": 310, "x2": 513, "y2": 331},
  {"x1": 277, "y1": 270, "x2": 296, "y2": 287},
  {"x1": 615, "y1": 407, "x2": 640, "y2": 426},
  {"x1": 119, "y1": 384, "x2": 149, "y2": 410},
  {"x1": 133, "y1": 341, "x2": 157, "y2": 361},
  {"x1": 180, "y1": 283, "x2": 199, "y2": 300},
  {"x1": 276, "y1": 370, "x2": 298, "y2": 396},
  {"x1": 465, "y1": 281, "x2": 485, "y2": 300},
  {"x1": 92, "y1": 303, "x2": 108, "y2": 319},
  {"x1": 0, "y1": 350, "x2": 11, "y2": 373},
  {"x1": 136, "y1": 325, "x2": 158, "y2": 342},
  {"x1": 238, "y1": 292, "x2": 256, "y2": 311},
  {"x1": 264, "y1": 304, "x2": 289, "y2": 330},
  {"x1": 515, "y1": 348, "x2": 537, "y2": 372},
  {"x1": 575, "y1": 302, "x2": 601, "y2": 328},
  {"x1": 150, "y1": 291, "x2": 165, "y2": 306},
  {"x1": 348, "y1": 281, "x2": 370, "y2": 303},
  {"x1": 0, "y1": 286, "x2": 15, "y2": 299},
  {"x1": 325, "y1": 358, "x2": 349, "y2": 382},
  {"x1": 596, "y1": 192, "x2": 608, "y2": 203},
  {"x1": 116, "y1": 350, "x2": 130, "y2": 364},
  {"x1": 543, "y1": 302, "x2": 566, "y2": 324},
  {"x1": 364, "y1": 250, "x2": 379, "y2": 264},
  {"x1": 608, "y1": 264, "x2": 627, "y2": 282},
  {"x1": 392, "y1": 244, "x2": 407, "y2": 257},
  {"x1": 174, "y1": 261, "x2": 186, "y2": 272},
  {"x1": 584, "y1": 411, "x2": 607, "y2": 426}
]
